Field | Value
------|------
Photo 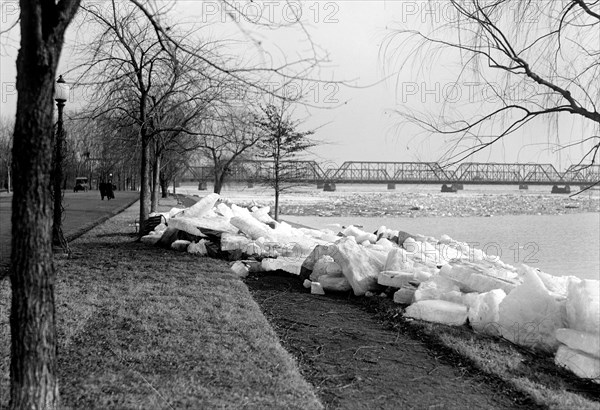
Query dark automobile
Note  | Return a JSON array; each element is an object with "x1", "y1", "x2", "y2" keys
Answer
[{"x1": 74, "y1": 177, "x2": 89, "y2": 192}]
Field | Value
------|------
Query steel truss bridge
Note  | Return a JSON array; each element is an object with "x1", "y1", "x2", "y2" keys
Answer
[{"x1": 189, "y1": 161, "x2": 600, "y2": 187}]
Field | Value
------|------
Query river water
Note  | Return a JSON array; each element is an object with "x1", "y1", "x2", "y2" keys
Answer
[{"x1": 283, "y1": 212, "x2": 600, "y2": 281}]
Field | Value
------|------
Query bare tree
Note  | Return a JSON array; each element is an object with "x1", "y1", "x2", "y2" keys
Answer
[
  {"x1": 9, "y1": 1, "x2": 80, "y2": 407},
  {"x1": 196, "y1": 107, "x2": 264, "y2": 194},
  {"x1": 0, "y1": 117, "x2": 13, "y2": 192},
  {"x1": 385, "y1": 0, "x2": 600, "y2": 170},
  {"x1": 254, "y1": 102, "x2": 316, "y2": 220}
]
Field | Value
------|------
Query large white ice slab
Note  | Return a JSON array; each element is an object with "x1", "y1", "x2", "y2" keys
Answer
[
  {"x1": 556, "y1": 328, "x2": 600, "y2": 359},
  {"x1": 498, "y1": 268, "x2": 566, "y2": 352},
  {"x1": 566, "y1": 278, "x2": 600, "y2": 334},
  {"x1": 555, "y1": 345, "x2": 600, "y2": 382},
  {"x1": 467, "y1": 289, "x2": 506, "y2": 336},
  {"x1": 404, "y1": 300, "x2": 468, "y2": 326}
]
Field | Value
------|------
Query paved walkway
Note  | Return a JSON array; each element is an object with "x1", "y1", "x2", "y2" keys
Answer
[{"x1": 0, "y1": 190, "x2": 139, "y2": 269}]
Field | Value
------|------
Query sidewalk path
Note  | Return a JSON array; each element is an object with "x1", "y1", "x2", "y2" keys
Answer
[{"x1": 0, "y1": 191, "x2": 139, "y2": 269}]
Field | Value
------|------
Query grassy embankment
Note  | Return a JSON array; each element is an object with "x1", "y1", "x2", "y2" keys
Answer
[
  {"x1": 0, "y1": 200, "x2": 322, "y2": 409},
  {"x1": 359, "y1": 296, "x2": 600, "y2": 409}
]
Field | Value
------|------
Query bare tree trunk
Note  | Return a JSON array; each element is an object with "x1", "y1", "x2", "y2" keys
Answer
[
  {"x1": 139, "y1": 133, "x2": 151, "y2": 225},
  {"x1": 150, "y1": 154, "x2": 160, "y2": 212},
  {"x1": 274, "y1": 165, "x2": 280, "y2": 221},
  {"x1": 213, "y1": 171, "x2": 223, "y2": 194},
  {"x1": 160, "y1": 174, "x2": 169, "y2": 198},
  {"x1": 9, "y1": 0, "x2": 80, "y2": 406},
  {"x1": 6, "y1": 164, "x2": 11, "y2": 193}
]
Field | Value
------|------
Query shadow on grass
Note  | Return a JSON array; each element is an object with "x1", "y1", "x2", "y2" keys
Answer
[{"x1": 94, "y1": 232, "x2": 138, "y2": 239}]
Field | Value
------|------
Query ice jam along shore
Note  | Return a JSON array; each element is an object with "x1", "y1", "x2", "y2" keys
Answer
[{"x1": 140, "y1": 193, "x2": 600, "y2": 384}]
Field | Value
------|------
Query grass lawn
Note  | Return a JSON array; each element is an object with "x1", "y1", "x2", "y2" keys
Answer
[{"x1": 0, "y1": 201, "x2": 322, "y2": 409}]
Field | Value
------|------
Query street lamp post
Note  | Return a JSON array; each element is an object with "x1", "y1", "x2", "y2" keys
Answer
[{"x1": 53, "y1": 75, "x2": 69, "y2": 251}]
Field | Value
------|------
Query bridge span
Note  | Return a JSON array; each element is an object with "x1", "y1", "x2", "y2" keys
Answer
[{"x1": 188, "y1": 161, "x2": 599, "y2": 192}]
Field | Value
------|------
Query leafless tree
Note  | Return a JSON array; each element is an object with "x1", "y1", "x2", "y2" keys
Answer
[
  {"x1": 254, "y1": 101, "x2": 316, "y2": 220},
  {"x1": 194, "y1": 107, "x2": 264, "y2": 194},
  {"x1": 0, "y1": 117, "x2": 14, "y2": 192},
  {"x1": 9, "y1": 2, "x2": 80, "y2": 407},
  {"x1": 384, "y1": 0, "x2": 600, "y2": 170}
]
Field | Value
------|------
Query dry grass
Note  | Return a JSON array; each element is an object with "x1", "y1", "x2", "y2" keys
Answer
[{"x1": 0, "y1": 201, "x2": 322, "y2": 409}]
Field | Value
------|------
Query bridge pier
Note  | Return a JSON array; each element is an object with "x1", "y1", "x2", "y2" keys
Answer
[
  {"x1": 519, "y1": 184, "x2": 528, "y2": 190},
  {"x1": 247, "y1": 181, "x2": 254, "y2": 188},
  {"x1": 323, "y1": 182, "x2": 336, "y2": 192},
  {"x1": 387, "y1": 183, "x2": 396, "y2": 190},
  {"x1": 198, "y1": 181, "x2": 207, "y2": 191},
  {"x1": 551, "y1": 185, "x2": 570, "y2": 194},
  {"x1": 452, "y1": 183, "x2": 464, "y2": 190},
  {"x1": 316, "y1": 181, "x2": 324, "y2": 189}
]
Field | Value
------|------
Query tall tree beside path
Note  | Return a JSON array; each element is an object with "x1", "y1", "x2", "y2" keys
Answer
[
  {"x1": 385, "y1": 0, "x2": 600, "y2": 169},
  {"x1": 254, "y1": 102, "x2": 316, "y2": 221},
  {"x1": 10, "y1": 1, "x2": 81, "y2": 408}
]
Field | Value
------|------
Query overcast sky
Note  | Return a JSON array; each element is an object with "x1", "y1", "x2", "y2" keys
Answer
[{"x1": 0, "y1": 1, "x2": 595, "y2": 170}]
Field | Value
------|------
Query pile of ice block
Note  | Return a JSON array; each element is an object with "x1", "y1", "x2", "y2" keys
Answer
[{"x1": 140, "y1": 193, "x2": 599, "y2": 383}]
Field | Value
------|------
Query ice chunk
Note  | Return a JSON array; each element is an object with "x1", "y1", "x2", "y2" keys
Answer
[
  {"x1": 384, "y1": 248, "x2": 414, "y2": 272},
  {"x1": 310, "y1": 256, "x2": 343, "y2": 281},
  {"x1": 231, "y1": 204, "x2": 252, "y2": 218},
  {"x1": 171, "y1": 240, "x2": 191, "y2": 251},
  {"x1": 251, "y1": 206, "x2": 275, "y2": 224},
  {"x1": 555, "y1": 345, "x2": 600, "y2": 382},
  {"x1": 536, "y1": 270, "x2": 572, "y2": 298},
  {"x1": 393, "y1": 287, "x2": 416, "y2": 304},
  {"x1": 566, "y1": 278, "x2": 600, "y2": 334},
  {"x1": 319, "y1": 275, "x2": 352, "y2": 292},
  {"x1": 168, "y1": 207, "x2": 185, "y2": 218},
  {"x1": 168, "y1": 216, "x2": 237, "y2": 236},
  {"x1": 153, "y1": 223, "x2": 167, "y2": 234},
  {"x1": 403, "y1": 237, "x2": 441, "y2": 265},
  {"x1": 378, "y1": 271, "x2": 414, "y2": 288},
  {"x1": 230, "y1": 215, "x2": 275, "y2": 241},
  {"x1": 414, "y1": 276, "x2": 460, "y2": 302},
  {"x1": 467, "y1": 289, "x2": 506, "y2": 336},
  {"x1": 215, "y1": 203, "x2": 234, "y2": 219},
  {"x1": 311, "y1": 282, "x2": 325, "y2": 295},
  {"x1": 303, "y1": 279, "x2": 312, "y2": 289},
  {"x1": 187, "y1": 240, "x2": 208, "y2": 255},
  {"x1": 404, "y1": 300, "x2": 468, "y2": 326},
  {"x1": 221, "y1": 233, "x2": 252, "y2": 252},
  {"x1": 498, "y1": 268, "x2": 566, "y2": 352},
  {"x1": 375, "y1": 237, "x2": 395, "y2": 249},
  {"x1": 342, "y1": 225, "x2": 377, "y2": 244},
  {"x1": 184, "y1": 193, "x2": 220, "y2": 218},
  {"x1": 333, "y1": 237, "x2": 384, "y2": 295},
  {"x1": 303, "y1": 237, "x2": 382, "y2": 296},
  {"x1": 440, "y1": 261, "x2": 519, "y2": 294},
  {"x1": 556, "y1": 328, "x2": 600, "y2": 358},
  {"x1": 140, "y1": 235, "x2": 161, "y2": 245},
  {"x1": 261, "y1": 257, "x2": 303, "y2": 275},
  {"x1": 414, "y1": 270, "x2": 433, "y2": 283},
  {"x1": 231, "y1": 261, "x2": 249, "y2": 278}
]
